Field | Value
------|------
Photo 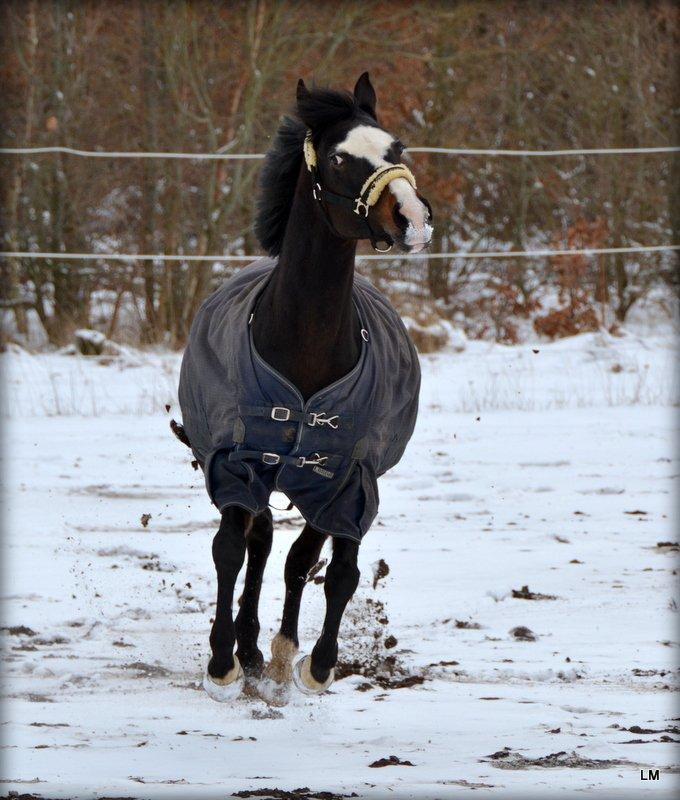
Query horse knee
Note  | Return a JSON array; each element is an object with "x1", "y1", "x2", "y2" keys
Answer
[
  {"x1": 247, "y1": 509, "x2": 273, "y2": 557},
  {"x1": 325, "y1": 540, "x2": 360, "y2": 600},
  {"x1": 284, "y1": 527, "x2": 325, "y2": 586},
  {"x1": 212, "y1": 508, "x2": 248, "y2": 573}
]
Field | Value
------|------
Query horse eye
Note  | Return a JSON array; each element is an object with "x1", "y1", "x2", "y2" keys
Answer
[{"x1": 330, "y1": 153, "x2": 344, "y2": 167}]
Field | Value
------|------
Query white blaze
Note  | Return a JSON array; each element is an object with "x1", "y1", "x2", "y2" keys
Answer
[{"x1": 336, "y1": 125, "x2": 432, "y2": 249}]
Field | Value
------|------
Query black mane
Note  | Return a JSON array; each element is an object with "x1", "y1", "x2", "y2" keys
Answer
[
  {"x1": 254, "y1": 114, "x2": 307, "y2": 257},
  {"x1": 254, "y1": 87, "x2": 368, "y2": 256}
]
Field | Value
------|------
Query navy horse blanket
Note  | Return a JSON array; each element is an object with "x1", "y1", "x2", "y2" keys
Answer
[{"x1": 178, "y1": 259, "x2": 420, "y2": 542}]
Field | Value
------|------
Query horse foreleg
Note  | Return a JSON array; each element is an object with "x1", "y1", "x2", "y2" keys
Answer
[
  {"x1": 235, "y1": 509, "x2": 273, "y2": 679},
  {"x1": 264, "y1": 524, "x2": 326, "y2": 687},
  {"x1": 204, "y1": 507, "x2": 249, "y2": 700},
  {"x1": 294, "y1": 536, "x2": 359, "y2": 694}
]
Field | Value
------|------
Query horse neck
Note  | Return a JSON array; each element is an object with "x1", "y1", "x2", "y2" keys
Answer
[{"x1": 252, "y1": 164, "x2": 361, "y2": 398}]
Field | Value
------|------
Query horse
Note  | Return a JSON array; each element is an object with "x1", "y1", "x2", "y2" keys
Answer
[{"x1": 176, "y1": 72, "x2": 433, "y2": 703}]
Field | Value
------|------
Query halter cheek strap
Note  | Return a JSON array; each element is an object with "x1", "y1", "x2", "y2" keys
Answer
[{"x1": 303, "y1": 130, "x2": 417, "y2": 252}]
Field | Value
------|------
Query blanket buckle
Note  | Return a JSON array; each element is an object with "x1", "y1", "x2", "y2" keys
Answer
[
  {"x1": 296, "y1": 453, "x2": 328, "y2": 468},
  {"x1": 262, "y1": 452, "x2": 281, "y2": 465},
  {"x1": 271, "y1": 406, "x2": 291, "y2": 422},
  {"x1": 308, "y1": 411, "x2": 339, "y2": 429}
]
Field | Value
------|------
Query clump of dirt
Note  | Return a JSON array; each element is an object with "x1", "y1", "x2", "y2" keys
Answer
[
  {"x1": 371, "y1": 558, "x2": 390, "y2": 589},
  {"x1": 368, "y1": 755, "x2": 415, "y2": 768},
  {"x1": 483, "y1": 748, "x2": 631, "y2": 769},
  {"x1": 454, "y1": 619, "x2": 482, "y2": 629},
  {"x1": 140, "y1": 513, "x2": 152, "y2": 528},
  {"x1": 141, "y1": 558, "x2": 173, "y2": 572},
  {"x1": 1, "y1": 625, "x2": 37, "y2": 636},
  {"x1": 233, "y1": 789, "x2": 358, "y2": 799},
  {"x1": 656, "y1": 541, "x2": 679, "y2": 551},
  {"x1": 170, "y1": 418, "x2": 191, "y2": 448},
  {"x1": 336, "y1": 596, "x2": 423, "y2": 690},
  {"x1": 509, "y1": 626, "x2": 537, "y2": 641},
  {"x1": 512, "y1": 585, "x2": 557, "y2": 601}
]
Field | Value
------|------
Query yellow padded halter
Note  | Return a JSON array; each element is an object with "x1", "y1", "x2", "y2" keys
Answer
[
  {"x1": 303, "y1": 131, "x2": 317, "y2": 171},
  {"x1": 359, "y1": 163, "x2": 417, "y2": 209}
]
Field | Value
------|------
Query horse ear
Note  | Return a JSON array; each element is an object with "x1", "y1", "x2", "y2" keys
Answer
[
  {"x1": 354, "y1": 71, "x2": 377, "y2": 118},
  {"x1": 296, "y1": 78, "x2": 310, "y2": 104}
]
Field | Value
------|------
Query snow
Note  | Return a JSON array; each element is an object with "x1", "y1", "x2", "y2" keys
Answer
[{"x1": 1, "y1": 329, "x2": 678, "y2": 799}]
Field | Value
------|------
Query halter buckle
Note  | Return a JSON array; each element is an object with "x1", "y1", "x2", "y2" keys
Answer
[
  {"x1": 313, "y1": 183, "x2": 322, "y2": 202},
  {"x1": 271, "y1": 406, "x2": 291, "y2": 422},
  {"x1": 353, "y1": 198, "x2": 369, "y2": 217}
]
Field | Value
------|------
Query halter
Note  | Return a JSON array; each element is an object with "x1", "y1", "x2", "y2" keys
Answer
[{"x1": 303, "y1": 130, "x2": 417, "y2": 252}]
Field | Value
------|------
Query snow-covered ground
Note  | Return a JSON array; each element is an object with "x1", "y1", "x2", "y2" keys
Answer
[{"x1": 1, "y1": 328, "x2": 678, "y2": 799}]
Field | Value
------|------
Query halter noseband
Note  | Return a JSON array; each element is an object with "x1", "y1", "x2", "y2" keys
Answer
[{"x1": 303, "y1": 130, "x2": 417, "y2": 252}]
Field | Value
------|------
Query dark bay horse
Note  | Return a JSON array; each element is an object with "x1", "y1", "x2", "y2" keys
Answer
[{"x1": 178, "y1": 73, "x2": 432, "y2": 703}]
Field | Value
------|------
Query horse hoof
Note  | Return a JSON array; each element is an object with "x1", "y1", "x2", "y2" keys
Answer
[
  {"x1": 256, "y1": 675, "x2": 291, "y2": 707},
  {"x1": 203, "y1": 656, "x2": 244, "y2": 702},
  {"x1": 292, "y1": 655, "x2": 334, "y2": 695}
]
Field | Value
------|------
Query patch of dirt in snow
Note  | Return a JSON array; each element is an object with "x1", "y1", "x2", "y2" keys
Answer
[
  {"x1": 482, "y1": 747, "x2": 634, "y2": 770},
  {"x1": 68, "y1": 483, "x2": 181, "y2": 500},
  {"x1": 454, "y1": 618, "x2": 482, "y2": 629},
  {"x1": 511, "y1": 585, "x2": 558, "y2": 600},
  {"x1": 612, "y1": 723, "x2": 680, "y2": 736},
  {"x1": 368, "y1": 755, "x2": 415, "y2": 768},
  {"x1": 442, "y1": 779, "x2": 499, "y2": 789},
  {"x1": 1, "y1": 625, "x2": 38, "y2": 636},
  {"x1": 509, "y1": 626, "x2": 538, "y2": 641},
  {"x1": 232, "y1": 789, "x2": 359, "y2": 799},
  {"x1": 116, "y1": 661, "x2": 172, "y2": 678}
]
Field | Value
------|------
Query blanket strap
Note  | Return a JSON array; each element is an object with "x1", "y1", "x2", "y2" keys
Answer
[
  {"x1": 228, "y1": 449, "x2": 342, "y2": 471},
  {"x1": 238, "y1": 404, "x2": 351, "y2": 430}
]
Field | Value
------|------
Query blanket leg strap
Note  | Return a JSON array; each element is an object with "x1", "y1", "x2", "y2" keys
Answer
[{"x1": 228, "y1": 450, "x2": 333, "y2": 469}]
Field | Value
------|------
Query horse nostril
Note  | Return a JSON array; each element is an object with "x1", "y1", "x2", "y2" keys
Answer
[
  {"x1": 392, "y1": 206, "x2": 408, "y2": 231},
  {"x1": 419, "y1": 194, "x2": 433, "y2": 223}
]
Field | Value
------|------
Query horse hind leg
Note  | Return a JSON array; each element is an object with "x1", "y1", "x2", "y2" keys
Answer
[
  {"x1": 260, "y1": 524, "x2": 326, "y2": 701},
  {"x1": 293, "y1": 536, "x2": 359, "y2": 694}
]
